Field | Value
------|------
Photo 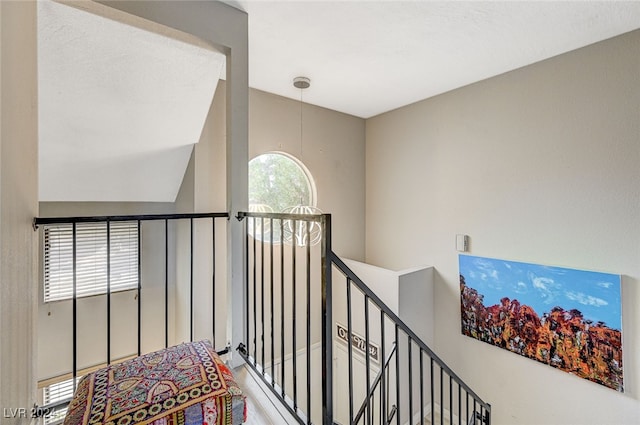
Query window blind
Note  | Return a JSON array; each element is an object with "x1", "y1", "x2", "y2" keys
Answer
[
  {"x1": 42, "y1": 376, "x2": 80, "y2": 425},
  {"x1": 43, "y1": 221, "x2": 139, "y2": 302}
]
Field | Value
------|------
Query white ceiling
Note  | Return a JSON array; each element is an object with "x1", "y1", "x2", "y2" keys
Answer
[
  {"x1": 38, "y1": 0, "x2": 640, "y2": 202},
  {"x1": 235, "y1": 0, "x2": 640, "y2": 118},
  {"x1": 38, "y1": 0, "x2": 225, "y2": 202}
]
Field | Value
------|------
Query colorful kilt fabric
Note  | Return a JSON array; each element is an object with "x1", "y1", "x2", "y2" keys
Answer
[{"x1": 64, "y1": 341, "x2": 246, "y2": 425}]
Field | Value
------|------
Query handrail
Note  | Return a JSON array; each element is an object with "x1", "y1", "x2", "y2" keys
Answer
[
  {"x1": 236, "y1": 210, "x2": 323, "y2": 222},
  {"x1": 33, "y1": 211, "x2": 229, "y2": 229},
  {"x1": 353, "y1": 342, "x2": 397, "y2": 424}
]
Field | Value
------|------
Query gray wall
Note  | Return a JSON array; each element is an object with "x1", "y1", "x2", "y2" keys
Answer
[
  {"x1": 365, "y1": 30, "x2": 640, "y2": 424},
  {"x1": 249, "y1": 88, "x2": 366, "y2": 261}
]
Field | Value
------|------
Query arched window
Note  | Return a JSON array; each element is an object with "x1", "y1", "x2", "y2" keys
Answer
[
  {"x1": 248, "y1": 152, "x2": 316, "y2": 212},
  {"x1": 248, "y1": 152, "x2": 321, "y2": 245}
]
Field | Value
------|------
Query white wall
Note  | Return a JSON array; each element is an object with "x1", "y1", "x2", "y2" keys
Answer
[
  {"x1": 365, "y1": 30, "x2": 640, "y2": 425},
  {"x1": 0, "y1": 1, "x2": 39, "y2": 420}
]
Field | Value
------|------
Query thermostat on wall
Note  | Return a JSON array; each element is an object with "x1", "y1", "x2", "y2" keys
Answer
[{"x1": 456, "y1": 234, "x2": 469, "y2": 252}]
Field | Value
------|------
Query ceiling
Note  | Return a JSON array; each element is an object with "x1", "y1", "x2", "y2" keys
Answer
[
  {"x1": 38, "y1": 0, "x2": 225, "y2": 202},
  {"x1": 233, "y1": 0, "x2": 640, "y2": 118},
  {"x1": 38, "y1": 0, "x2": 640, "y2": 202}
]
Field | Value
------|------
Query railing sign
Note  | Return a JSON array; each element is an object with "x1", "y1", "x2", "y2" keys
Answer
[{"x1": 336, "y1": 322, "x2": 379, "y2": 362}]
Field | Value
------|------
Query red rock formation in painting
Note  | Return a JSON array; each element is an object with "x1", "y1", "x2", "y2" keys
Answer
[{"x1": 460, "y1": 275, "x2": 623, "y2": 391}]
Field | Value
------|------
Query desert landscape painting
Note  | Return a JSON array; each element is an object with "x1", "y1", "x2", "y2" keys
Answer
[{"x1": 459, "y1": 254, "x2": 623, "y2": 391}]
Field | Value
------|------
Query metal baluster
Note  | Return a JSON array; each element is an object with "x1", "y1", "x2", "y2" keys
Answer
[
  {"x1": 292, "y1": 219, "x2": 298, "y2": 411},
  {"x1": 408, "y1": 337, "x2": 413, "y2": 425},
  {"x1": 212, "y1": 217, "x2": 216, "y2": 347},
  {"x1": 395, "y1": 324, "x2": 400, "y2": 425},
  {"x1": 365, "y1": 295, "x2": 371, "y2": 425},
  {"x1": 380, "y1": 310, "x2": 385, "y2": 425},
  {"x1": 270, "y1": 218, "x2": 275, "y2": 386},
  {"x1": 420, "y1": 350, "x2": 424, "y2": 425},
  {"x1": 253, "y1": 217, "x2": 257, "y2": 363},
  {"x1": 190, "y1": 218, "x2": 194, "y2": 342},
  {"x1": 321, "y1": 214, "x2": 333, "y2": 425},
  {"x1": 458, "y1": 382, "x2": 462, "y2": 425},
  {"x1": 107, "y1": 220, "x2": 111, "y2": 364},
  {"x1": 137, "y1": 220, "x2": 141, "y2": 356},
  {"x1": 430, "y1": 358, "x2": 435, "y2": 425},
  {"x1": 347, "y1": 278, "x2": 354, "y2": 424},
  {"x1": 306, "y1": 220, "x2": 311, "y2": 424},
  {"x1": 261, "y1": 217, "x2": 265, "y2": 371},
  {"x1": 440, "y1": 367, "x2": 444, "y2": 425},
  {"x1": 244, "y1": 217, "x2": 250, "y2": 360},
  {"x1": 72, "y1": 223, "x2": 77, "y2": 391},
  {"x1": 280, "y1": 218, "x2": 286, "y2": 397},
  {"x1": 164, "y1": 219, "x2": 169, "y2": 348}
]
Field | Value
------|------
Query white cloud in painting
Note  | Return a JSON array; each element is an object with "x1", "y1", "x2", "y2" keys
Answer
[
  {"x1": 565, "y1": 291, "x2": 608, "y2": 307},
  {"x1": 474, "y1": 258, "x2": 499, "y2": 282},
  {"x1": 530, "y1": 275, "x2": 558, "y2": 303},
  {"x1": 596, "y1": 281, "x2": 613, "y2": 289},
  {"x1": 532, "y1": 276, "x2": 553, "y2": 290},
  {"x1": 514, "y1": 281, "x2": 527, "y2": 294}
]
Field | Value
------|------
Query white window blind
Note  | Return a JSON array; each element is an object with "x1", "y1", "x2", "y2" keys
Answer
[
  {"x1": 42, "y1": 377, "x2": 81, "y2": 425},
  {"x1": 43, "y1": 221, "x2": 139, "y2": 302}
]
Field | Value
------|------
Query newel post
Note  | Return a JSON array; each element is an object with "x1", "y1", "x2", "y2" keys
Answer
[{"x1": 321, "y1": 214, "x2": 333, "y2": 424}]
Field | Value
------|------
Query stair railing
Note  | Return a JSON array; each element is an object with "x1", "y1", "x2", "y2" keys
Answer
[
  {"x1": 353, "y1": 342, "x2": 397, "y2": 425},
  {"x1": 332, "y1": 254, "x2": 491, "y2": 425},
  {"x1": 32, "y1": 212, "x2": 230, "y2": 422},
  {"x1": 236, "y1": 211, "x2": 491, "y2": 425}
]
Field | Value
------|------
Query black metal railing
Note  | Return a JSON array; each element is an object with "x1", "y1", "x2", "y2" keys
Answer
[
  {"x1": 236, "y1": 211, "x2": 332, "y2": 425},
  {"x1": 333, "y1": 255, "x2": 491, "y2": 425},
  {"x1": 236, "y1": 211, "x2": 491, "y2": 425},
  {"x1": 34, "y1": 210, "x2": 491, "y2": 425},
  {"x1": 33, "y1": 212, "x2": 229, "y2": 420}
]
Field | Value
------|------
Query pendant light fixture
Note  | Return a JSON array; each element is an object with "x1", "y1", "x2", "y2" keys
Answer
[{"x1": 282, "y1": 76, "x2": 323, "y2": 246}]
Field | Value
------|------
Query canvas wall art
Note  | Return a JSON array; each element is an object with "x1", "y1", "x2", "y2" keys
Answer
[{"x1": 459, "y1": 254, "x2": 623, "y2": 391}]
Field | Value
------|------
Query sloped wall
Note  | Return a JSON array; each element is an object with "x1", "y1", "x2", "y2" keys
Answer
[{"x1": 365, "y1": 30, "x2": 640, "y2": 424}]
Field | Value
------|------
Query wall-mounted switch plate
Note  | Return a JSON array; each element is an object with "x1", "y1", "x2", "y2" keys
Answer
[{"x1": 456, "y1": 234, "x2": 469, "y2": 252}]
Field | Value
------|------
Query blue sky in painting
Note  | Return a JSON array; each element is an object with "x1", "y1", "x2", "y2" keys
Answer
[{"x1": 458, "y1": 255, "x2": 621, "y2": 330}]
